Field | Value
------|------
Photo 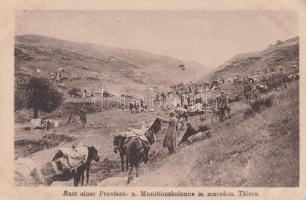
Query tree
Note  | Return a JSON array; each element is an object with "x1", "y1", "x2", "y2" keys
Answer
[
  {"x1": 15, "y1": 88, "x2": 27, "y2": 111},
  {"x1": 25, "y1": 77, "x2": 64, "y2": 118}
]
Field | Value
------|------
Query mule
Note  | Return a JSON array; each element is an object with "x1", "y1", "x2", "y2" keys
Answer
[
  {"x1": 44, "y1": 146, "x2": 100, "y2": 186},
  {"x1": 112, "y1": 119, "x2": 161, "y2": 183},
  {"x1": 113, "y1": 118, "x2": 161, "y2": 174},
  {"x1": 126, "y1": 119, "x2": 161, "y2": 184},
  {"x1": 113, "y1": 135, "x2": 129, "y2": 172}
]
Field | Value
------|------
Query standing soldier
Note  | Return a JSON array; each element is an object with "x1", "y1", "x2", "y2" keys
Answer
[
  {"x1": 157, "y1": 111, "x2": 178, "y2": 154},
  {"x1": 243, "y1": 80, "x2": 253, "y2": 102},
  {"x1": 129, "y1": 102, "x2": 134, "y2": 113},
  {"x1": 218, "y1": 91, "x2": 231, "y2": 121},
  {"x1": 79, "y1": 105, "x2": 87, "y2": 128},
  {"x1": 224, "y1": 92, "x2": 232, "y2": 118},
  {"x1": 140, "y1": 97, "x2": 144, "y2": 111},
  {"x1": 55, "y1": 72, "x2": 62, "y2": 83}
]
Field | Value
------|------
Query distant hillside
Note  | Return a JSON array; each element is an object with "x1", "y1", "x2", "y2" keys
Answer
[
  {"x1": 15, "y1": 34, "x2": 209, "y2": 96},
  {"x1": 208, "y1": 37, "x2": 299, "y2": 80}
]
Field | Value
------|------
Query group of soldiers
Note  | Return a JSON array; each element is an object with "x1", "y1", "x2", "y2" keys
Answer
[{"x1": 129, "y1": 98, "x2": 146, "y2": 113}]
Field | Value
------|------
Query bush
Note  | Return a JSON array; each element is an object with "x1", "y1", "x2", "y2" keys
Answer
[
  {"x1": 243, "y1": 96, "x2": 273, "y2": 120},
  {"x1": 250, "y1": 96, "x2": 273, "y2": 113},
  {"x1": 15, "y1": 88, "x2": 27, "y2": 111},
  {"x1": 243, "y1": 107, "x2": 255, "y2": 120}
]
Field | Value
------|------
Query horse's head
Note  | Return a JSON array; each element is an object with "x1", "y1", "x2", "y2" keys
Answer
[
  {"x1": 113, "y1": 135, "x2": 126, "y2": 153},
  {"x1": 152, "y1": 118, "x2": 161, "y2": 133},
  {"x1": 144, "y1": 129, "x2": 154, "y2": 145},
  {"x1": 88, "y1": 146, "x2": 100, "y2": 162}
]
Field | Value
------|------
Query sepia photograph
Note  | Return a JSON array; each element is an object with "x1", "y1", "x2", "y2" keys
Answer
[{"x1": 13, "y1": 10, "x2": 299, "y2": 188}]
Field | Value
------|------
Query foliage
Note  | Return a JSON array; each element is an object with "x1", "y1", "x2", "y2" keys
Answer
[{"x1": 25, "y1": 77, "x2": 64, "y2": 118}]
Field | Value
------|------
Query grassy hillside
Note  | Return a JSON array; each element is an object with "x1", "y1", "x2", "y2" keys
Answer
[
  {"x1": 193, "y1": 82, "x2": 299, "y2": 186},
  {"x1": 15, "y1": 34, "x2": 209, "y2": 96},
  {"x1": 120, "y1": 81, "x2": 298, "y2": 187},
  {"x1": 208, "y1": 37, "x2": 299, "y2": 80}
]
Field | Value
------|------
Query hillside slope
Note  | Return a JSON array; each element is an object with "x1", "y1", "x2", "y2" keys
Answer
[
  {"x1": 15, "y1": 34, "x2": 209, "y2": 95},
  {"x1": 99, "y1": 81, "x2": 298, "y2": 187},
  {"x1": 208, "y1": 37, "x2": 299, "y2": 80}
]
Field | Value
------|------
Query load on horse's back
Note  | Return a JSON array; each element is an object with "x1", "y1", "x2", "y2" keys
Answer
[
  {"x1": 41, "y1": 145, "x2": 100, "y2": 186},
  {"x1": 53, "y1": 145, "x2": 88, "y2": 168}
]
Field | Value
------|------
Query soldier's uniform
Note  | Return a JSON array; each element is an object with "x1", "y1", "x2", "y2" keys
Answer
[
  {"x1": 79, "y1": 105, "x2": 87, "y2": 127},
  {"x1": 218, "y1": 92, "x2": 231, "y2": 120},
  {"x1": 243, "y1": 81, "x2": 253, "y2": 101}
]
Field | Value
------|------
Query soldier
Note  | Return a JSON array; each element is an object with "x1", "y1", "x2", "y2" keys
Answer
[
  {"x1": 55, "y1": 72, "x2": 62, "y2": 83},
  {"x1": 217, "y1": 91, "x2": 231, "y2": 121},
  {"x1": 178, "y1": 121, "x2": 197, "y2": 145},
  {"x1": 243, "y1": 80, "x2": 253, "y2": 101},
  {"x1": 129, "y1": 102, "x2": 134, "y2": 113},
  {"x1": 158, "y1": 111, "x2": 178, "y2": 154},
  {"x1": 79, "y1": 105, "x2": 87, "y2": 128}
]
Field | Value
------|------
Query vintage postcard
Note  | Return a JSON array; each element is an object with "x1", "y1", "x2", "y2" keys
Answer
[{"x1": 0, "y1": 0, "x2": 305, "y2": 199}]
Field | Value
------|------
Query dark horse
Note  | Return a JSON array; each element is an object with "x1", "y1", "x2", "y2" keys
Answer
[
  {"x1": 44, "y1": 146, "x2": 100, "y2": 186},
  {"x1": 113, "y1": 135, "x2": 129, "y2": 172},
  {"x1": 113, "y1": 120, "x2": 161, "y2": 172},
  {"x1": 126, "y1": 118, "x2": 161, "y2": 183},
  {"x1": 112, "y1": 118, "x2": 161, "y2": 183}
]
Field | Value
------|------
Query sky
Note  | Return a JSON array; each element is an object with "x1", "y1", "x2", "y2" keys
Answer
[{"x1": 15, "y1": 10, "x2": 298, "y2": 68}]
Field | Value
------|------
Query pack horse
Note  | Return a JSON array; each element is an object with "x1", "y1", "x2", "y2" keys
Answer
[
  {"x1": 41, "y1": 145, "x2": 100, "y2": 186},
  {"x1": 113, "y1": 118, "x2": 161, "y2": 183}
]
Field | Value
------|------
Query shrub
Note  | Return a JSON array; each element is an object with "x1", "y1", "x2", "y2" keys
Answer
[
  {"x1": 243, "y1": 96, "x2": 273, "y2": 120},
  {"x1": 250, "y1": 96, "x2": 273, "y2": 113}
]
